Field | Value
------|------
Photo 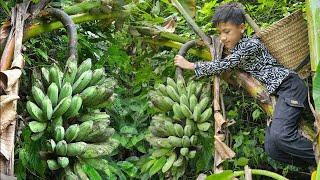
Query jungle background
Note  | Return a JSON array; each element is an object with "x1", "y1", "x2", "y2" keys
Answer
[{"x1": 0, "y1": 0, "x2": 314, "y2": 179}]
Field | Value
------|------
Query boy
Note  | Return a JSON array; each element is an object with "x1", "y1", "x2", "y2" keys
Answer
[{"x1": 174, "y1": 2, "x2": 316, "y2": 167}]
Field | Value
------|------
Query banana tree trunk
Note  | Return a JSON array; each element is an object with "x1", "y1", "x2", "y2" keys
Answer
[{"x1": 306, "y1": 0, "x2": 320, "y2": 162}]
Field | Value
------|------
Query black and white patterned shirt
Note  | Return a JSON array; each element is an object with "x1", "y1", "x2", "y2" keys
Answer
[{"x1": 194, "y1": 35, "x2": 294, "y2": 94}]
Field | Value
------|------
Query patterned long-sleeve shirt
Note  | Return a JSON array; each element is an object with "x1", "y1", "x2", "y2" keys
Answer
[{"x1": 194, "y1": 35, "x2": 294, "y2": 94}]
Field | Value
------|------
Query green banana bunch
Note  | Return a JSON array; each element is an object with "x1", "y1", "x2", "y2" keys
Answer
[
  {"x1": 25, "y1": 58, "x2": 118, "y2": 178},
  {"x1": 147, "y1": 77, "x2": 214, "y2": 178}
]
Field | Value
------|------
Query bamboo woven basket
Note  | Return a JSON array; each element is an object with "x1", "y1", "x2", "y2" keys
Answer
[{"x1": 246, "y1": 10, "x2": 310, "y2": 79}]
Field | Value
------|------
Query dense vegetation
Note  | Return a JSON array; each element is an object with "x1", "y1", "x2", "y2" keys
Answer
[{"x1": 0, "y1": 0, "x2": 314, "y2": 179}]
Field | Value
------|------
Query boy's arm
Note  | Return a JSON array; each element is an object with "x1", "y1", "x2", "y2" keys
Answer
[{"x1": 194, "y1": 41, "x2": 259, "y2": 77}]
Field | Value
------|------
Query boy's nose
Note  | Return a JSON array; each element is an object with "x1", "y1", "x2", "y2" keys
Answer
[{"x1": 220, "y1": 36, "x2": 227, "y2": 42}]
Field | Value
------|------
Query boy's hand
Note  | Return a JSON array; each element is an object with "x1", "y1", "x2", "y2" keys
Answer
[{"x1": 174, "y1": 55, "x2": 195, "y2": 70}]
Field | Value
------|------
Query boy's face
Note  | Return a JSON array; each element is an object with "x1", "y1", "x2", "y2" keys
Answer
[{"x1": 217, "y1": 22, "x2": 245, "y2": 50}]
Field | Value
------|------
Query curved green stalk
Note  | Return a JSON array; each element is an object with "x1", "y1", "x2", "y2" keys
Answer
[
  {"x1": 23, "y1": 12, "x2": 117, "y2": 41},
  {"x1": 233, "y1": 169, "x2": 289, "y2": 180}
]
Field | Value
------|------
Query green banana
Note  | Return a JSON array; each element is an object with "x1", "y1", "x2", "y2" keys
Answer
[
  {"x1": 52, "y1": 96, "x2": 72, "y2": 118},
  {"x1": 80, "y1": 86, "x2": 97, "y2": 103},
  {"x1": 200, "y1": 83, "x2": 211, "y2": 100},
  {"x1": 84, "y1": 127, "x2": 115, "y2": 143},
  {"x1": 26, "y1": 101, "x2": 45, "y2": 122},
  {"x1": 183, "y1": 125, "x2": 193, "y2": 137},
  {"x1": 197, "y1": 122, "x2": 211, "y2": 131},
  {"x1": 193, "y1": 104, "x2": 201, "y2": 122},
  {"x1": 46, "y1": 139, "x2": 56, "y2": 152},
  {"x1": 173, "y1": 155, "x2": 184, "y2": 167},
  {"x1": 180, "y1": 147, "x2": 189, "y2": 156},
  {"x1": 187, "y1": 81, "x2": 196, "y2": 98},
  {"x1": 176, "y1": 78, "x2": 187, "y2": 96},
  {"x1": 152, "y1": 114, "x2": 172, "y2": 122},
  {"x1": 179, "y1": 94, "x2": 189, "y2": 108},
  {"x1": 30, "y1": 132, "x2": 44, "y2": 141},
  {"x1": 199, "y1": 97, "x2": 210, "y2": 113},
  {"x1": 165, "y1": 85, "x2": 180, "y2": 102},
  {"x1": 80, "y1": 140, "x2": 119, "y2": 158},
  {"x1": 190, "y1": 135, "x2": 198, "y2": 146},
  {"x1": 147, "y1": 137, "x2": 173, "y2": 148},
  {"x1": 62, "y1": 56, "x2": 77, "y2": 85},
  {"x1": 41, "y1": 67, "x2": 50, "y2": 86},
  {"x1": 89, "y1": 68, "x2": 105, "y2": 86},
  {"x1": 163, "y1": 96, "x2": 175, "y2": 108},
  {"x1": 79, "y1": 112, "x2": 110, "y2": 122},
  {"x1": 158, "y1": 84, "x2": 168, "y2": 96},
  {"x1": 76, "y1": 58, "x2": 92, "y2": 79},
  {"x1": 59, "y1": 83, "x2": 72, "y2": 102},
  {"x1": 95, "y1": 76, "x2": 106, "y2": 85},
  {"x1": 84, "y1": 87, "x2": 112, "y2": 107},
  {"x1": 182, "y1": 136, "x2": 191, "y2": 147},
  {"x1": 47, "y1": 159, "x2": 60, "y2": 170},
  {"x1": 173, "y1": 124, "x2": 184, "y2": 137},
  {"x1": 188, "y1": 150, "x2": 197, "y2": 159},
  {"x1": 72, "y1": 70, "x2": 93, "y2": 94},
  {"x1": 32, "y1": 86, "x2": 45, "y2": 107},
  {"x1": 66, "y1": 142, "x2": 87, "y2": 156},
  {"x1": 189, "y1": 94, "x2": 197, "y2": 112},
  {"x1": 42, "y1": 96, "x2": 53, "y2": 120},
  {"x1": 55, "y1": 140, "x2": 67, "y2": 156},
  {"x1": 200, "y1": 108, "x2": 212, "y2": 123},
  {"x1": 195, "y1": 82, "x2": 203, "y2": 98},
  {"x1": 151, "y1": 95, "x2": 172, "y2": 112},
  {"x1": 173, "y1": 103, "x2": 184, "y2": 120},
  {"x1": 47, "y1": 83, "x2": 59, "y2": 107},
  {"x1": 149, "y1": 126, "x2": 170, "y2": 137},
  {"x1": 180, "y1": 104, "x2": 193, "y2": 119},
  {"x1": 75, "y1": 121, "x2": 93, "y2": 141},
  {"x1": 49, "y1": 66, "x2": 62, "y2": 90},
  {"x1": 28, "y1": 121, "x2": 47, "y2": 133},
  {"x1": 168, "y1": 136, "x2": 183, "y2": 147},
  {"x1": 92, "y1": 87, "x2": 113, "y2": 106},
  {"x1": 57, "y1": 157, "x2": 69, "y2": 168},
  {"x1": 152, "y1": 148, "x2": 171, "y2": 158},
  {"x1": 167, "y1": 77, "x2": 178, "y2": 91},
  {"x1": 52, "y1": 116, "x2": 63, "y2": 128},
  {"x1": 54, "y1": 126, "x2": 65, "y2": 142},
  {"x1": 65, "y1": 124, "x2": 80, "y2": 142},
  {"x1": 164, "y1": 121, "x2": 175, "y2": 136},
  {"x1": 63, "y1": 95, "x2": 82, "y2": 119},
  {"x1": 162, "y1": 152, "x2": 177, "y2": 173}
]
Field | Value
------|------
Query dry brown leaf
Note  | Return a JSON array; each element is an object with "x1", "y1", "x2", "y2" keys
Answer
[
  {"x1": 11, "y1": 54, "x2": 24, "y2": 69},
  {"x1": 214, "y1": 112, "x2": 227, "y2": 129},
  {"x1": 214, "y1": 135, "x2": 235, "y2": 165},
  {"x1": 162, "y1": 15, "x2": 177, "y2": 33},
  {"x1": 0, "y1": 123, "x2": 16, "y2": 160},
  {"x1": 0, "y1": 21, "x2": 10, "y2": 42},
  {"x1": 0, "y1": 69, "x2": 21, "y2": 92},
  {"x1": 154, "y1": 15, "x2": 177, "y2": 33},
  {"x1": 0, "y1": 100, "x2": 17, "y2": 135},
  {"x1": 0, "y1": 95, "x2": 20, "y2": 107}
]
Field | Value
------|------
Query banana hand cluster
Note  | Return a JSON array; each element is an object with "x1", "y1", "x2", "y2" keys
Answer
[
  {"x1": 26, "y1": 57, "x2": 119, "y2": 178},
  {"x1": 147, "y1": 77, "x2": 213, "y2": 177}
]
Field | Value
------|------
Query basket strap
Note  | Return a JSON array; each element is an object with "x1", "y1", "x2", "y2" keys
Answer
[
  {"x1": 244, "y1": 13, "x2": 261, "y2": 34},
  {"x1": 294, "y1": 54, "x2": 310, "y2": 72}
]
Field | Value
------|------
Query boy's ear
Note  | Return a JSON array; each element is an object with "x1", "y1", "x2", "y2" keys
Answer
[{"x1": 240, "y1": 23, "x2": 246, "y2": 31}]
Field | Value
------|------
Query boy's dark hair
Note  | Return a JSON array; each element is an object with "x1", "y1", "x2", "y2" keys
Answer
[{"x1": 212, "y1": 3, "x2": 246, "y2": 26}]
